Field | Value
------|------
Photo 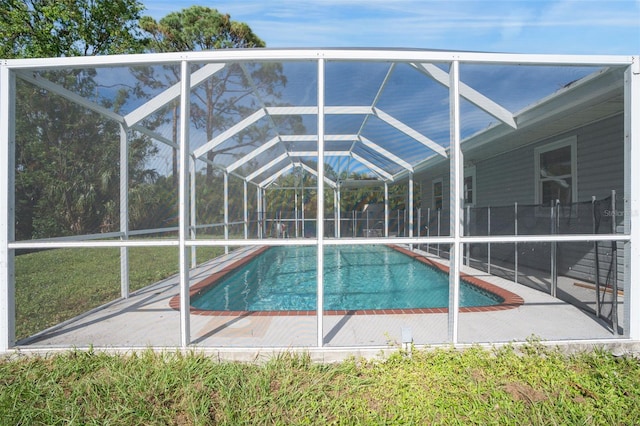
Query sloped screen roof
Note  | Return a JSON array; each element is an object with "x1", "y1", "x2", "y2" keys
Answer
[{"x1": 16, "y1": 51, "x2": 612, "y2": 189}]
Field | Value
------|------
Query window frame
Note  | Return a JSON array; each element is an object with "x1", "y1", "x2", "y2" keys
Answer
[
  {"x1": 432, "y1": 178, "x2": 443, "y2": 210},
  {"x1": 464, "y1": 166, "x2": 476, "y2": 207},
  {"x1": 534, "y1": 136, "x2": 578, "y2": 207}
]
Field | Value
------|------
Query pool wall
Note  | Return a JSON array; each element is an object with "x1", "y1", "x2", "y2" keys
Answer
[{"x1": 170, "y1": 245, "x2": 523, "y2": 316}]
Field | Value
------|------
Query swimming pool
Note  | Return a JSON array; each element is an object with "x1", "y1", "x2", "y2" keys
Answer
[{"x1": 189, "y1": 245, "x2": 515, "y2": 313}]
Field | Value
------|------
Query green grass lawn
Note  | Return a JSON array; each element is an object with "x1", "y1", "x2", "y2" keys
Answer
[
  {"x1": 1, "y1": 343, "x2": 639, "y2": 424},
  {"x1": 8, "y1": 244, "x2": 640, "y2": 424},
  {"x1": 15, "y1": 245, "x2": 224, "y2": 341}
]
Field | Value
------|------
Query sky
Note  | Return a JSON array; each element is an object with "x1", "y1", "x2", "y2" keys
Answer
[{"x1": 142, "y1": 0, "x2": 640, "y2": 55}]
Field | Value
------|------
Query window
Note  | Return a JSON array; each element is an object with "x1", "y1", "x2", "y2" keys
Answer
[
  {"x1": 464, "y1": 166, "x2": 476, "y2": 206},
  {"x1": 534, "y1": 137, "x2": 577, "y2": 206},
  {"x1": 432, "y1": 178, "x2": 443, "y2": 210}
]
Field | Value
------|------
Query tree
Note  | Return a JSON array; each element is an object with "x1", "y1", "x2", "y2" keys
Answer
[
  {"x1": 267, "y1": 162, "x2": 340, "y2": 216},
  {"x1": 138, "y1": 6, "x2": 298, "y2": 182},
  {"x1": 2, "y1": 0, "x2": 155, "y2": 239},
  {"x1": 0, "y1": 0, "x2": 147, "y2": 58},
  {"x1": 140, "y1": 6, "x2": 264, "y2": 52},
  {"x1": 131, "y1": 6, "x2": 307, "y2": 236}
]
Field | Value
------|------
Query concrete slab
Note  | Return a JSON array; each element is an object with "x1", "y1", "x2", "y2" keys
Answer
[{"x1": 19, "y1": 245, "x2": 625, "y2": 352}]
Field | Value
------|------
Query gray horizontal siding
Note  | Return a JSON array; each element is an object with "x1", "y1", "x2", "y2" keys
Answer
[
  {"x1": 475, "y1": 149, "x2": 534, "y2": 207},
  {"x1": 419, "y1": 163, "x2": 450, "y2": 236},
  {"x1": 474, "y1": 114, "x2": 624, "y2": 208},
  {"x1": 415, "y1": 114, "x2": 624, "y2": 287},
  {"x1": 576, "y1": 114, "x2": 624, "y2": 200},
  {"x1": 417, "y1": 113, "x2": 624, "y2": 212}
]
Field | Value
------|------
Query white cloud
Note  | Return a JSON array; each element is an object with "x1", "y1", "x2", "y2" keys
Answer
[{"x1": 144, "y1": 0, "x2": 640, "y2": 53}]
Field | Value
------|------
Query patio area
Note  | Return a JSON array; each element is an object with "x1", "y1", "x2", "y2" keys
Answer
[{"x1": 19, "y1": 246, "x2": 623, "y2": 353}]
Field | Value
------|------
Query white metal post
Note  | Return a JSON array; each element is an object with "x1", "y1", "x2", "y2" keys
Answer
[
  {"x1": 301, "y1": 182, "x2": 306, "y2": 237},
  {"x1": 178, "y1": 60, "x2": 191, "y2": 348},
  {"x1": 190, "y1": 157, "x2": 197, "y2": 268},
  {"x1": 448, "y1": 60, "x2": 463, "y2": 344},
  {"x1": 384, "y1": 182, "x2": 389, "y2": 237},
  {"x1": 336, "y1": 184, "x2": 341, "y2": 238},
  {"x1": 352, "y1": 210, "x2": 355, "y2": 237},
  {"x1": 409, "y1": 173, "x2": 414, "y2": 237},
  {"x1": 427, "y1": 208, "x2": 431, "y2": 253},
  {"x1": 243, "y1": 179, "x2": 248, "y2": 239},
  {"x1": 465, "y1": 205, "x2": 470, "y2": 266},
  {"x1": 334, "y1": 189, "x2": 338, "y2": 238},
  {"x1": 624, "y1": 59, "x2": 639, "y2": 339},
  {"x1": 611, "y1": 190, "x2": 619, "y2": 335},
  {"x1": 0, "y1": 65, "x2": 16, "y2": 351},
  {"x1": 487, "y1": 206, "x2": 492, "y2": 274},
  {"x1": 550, "y1": 202, "x2": 556, "y2": 297},
  {"x1": 295, "y1": 187, "x2": 299, "y2": 238},
  {"x1": 514, "y1": 202, "x2": 518, "y2": 283},
  {"x1": 592, "y1": 196, "x2": 601, "y2": 317},
  {"x1": 256, "y1": 186, "x2": 261, "y2": 238},
  {"x1": 366, "y1": 211, "x2": 370, "y2": 236},
  {"x1": 262, "y1": 187, "x2": 267, "y2": 237},
  {"x1": 409, "y1": 172, "x2": 414, "y2": 250},
  {"x1": 317, "y1": 57, "x2": 326, "y2": 347},
  {"x1": 437, "y1": 209, "x2": 441, "y2": 256},
  {"x1": 224, "y1": 171, "x2": 229, "y2": 254},
  {"x1": 119, "y1": 125, "x2": 130, "y2": 298}
]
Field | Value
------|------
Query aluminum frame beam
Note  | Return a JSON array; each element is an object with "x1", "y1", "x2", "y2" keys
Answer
[
  {"x1": 246, "y1": 152, "x2": 289, "y2": 182},
  {"x1": 131, "y1": 125, "x2": 179, "y2": 149},
  {"x1": 316, "y1": 58, "x2": 326, "y2": 347},
  {"x1": 125, "y1": 63, "x2": 226, "y2": 127},
  {"x1": 448, "y1": 60, "x2": 463, "y2": 343},
  {"x1": 351, "y1": 152, "x2": 393, "y2": 181},
  {"x1": 373, "y1": 107, "x2": 448, "y2": 158},
  {"x1": 192, "y1": 108, "x2": 267, "y2": 159},
  {"x1": 193, "y1": 103, "x2": 436, "y2": 180},
  {"x1": 256, "y1": 134, "x2": 412, "y2": 170},
  {"x1": 3, "y1": 50, "x2": 633, "y2": 70},
  {"x1": 625, "y1": 60, "x2": 640, "y2": 339},
  {"x1": 119, "y1": 125, "x2": 129, "y2": 298},
  {"x1": 413, "y1": 62, "x2": 517, "y2": 129},
  {"x1": 227, "y1": 136, "x2": 281, "y2": 173},
  {"x1": 178, "y1": 61, "x2": 191, "y2": 348},
  {"x1": 0, "y1": 65, "x2": 16, "y2": 351},
  {"x1": 298, "y1": 162, "x2": 337, "y2": 189},
  {"x1": 261, "y1": 161, "x2": 337, "y2": 189},
  {"x1": 259, "y1": 163, "x2": 294, "y2": 188},
  {"x1": 358, "y1": 136, "x2": 413, "y2": 171},
  {"x1": 16, "y1": 70, "x2": 189, "y2": 151},
  {"x1": 289, "y1": 151, "x2": 351, "y2": 157},
  {"x1": 17, "y1": 71, "x2": 124, "y2": 124}
]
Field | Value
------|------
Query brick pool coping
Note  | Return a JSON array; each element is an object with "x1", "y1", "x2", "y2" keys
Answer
[{"x1": 169, "y1": 245, "x2": 524, "y2": 316}]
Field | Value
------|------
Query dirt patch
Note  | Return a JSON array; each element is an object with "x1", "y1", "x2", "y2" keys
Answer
[
  {"x1": 503, "y1": 382, "x2": 547, "y2": 404},
  {"x1": 470, "y1": 368, "x2": 486, "y2": 383}
]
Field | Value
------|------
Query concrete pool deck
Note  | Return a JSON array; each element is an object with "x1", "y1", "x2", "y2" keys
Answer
[{"x1": 17, "y1": 245, "x2": 627, "y2": 357}]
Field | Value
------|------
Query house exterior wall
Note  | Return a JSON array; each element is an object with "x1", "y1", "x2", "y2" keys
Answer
[
  {"x1": 417, "y1": 113, "x2": 624, "y2": 285},
  {"x1": 420, "y1": 163, "x2": 450, "y2": 237},
  {"x1": 473, "y1": 113, "x2": 623, "y2": 207}
]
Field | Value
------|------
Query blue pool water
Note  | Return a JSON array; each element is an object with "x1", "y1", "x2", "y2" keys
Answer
[{"x1": 191, "y1": 245, "x2": 503, "y2": 311}]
